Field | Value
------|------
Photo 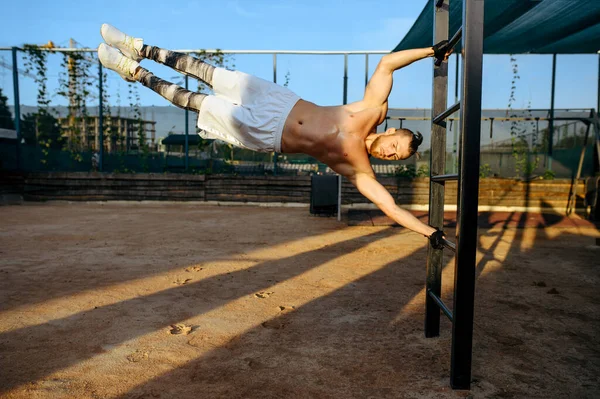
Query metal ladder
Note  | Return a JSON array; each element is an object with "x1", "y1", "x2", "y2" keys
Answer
[{"x1": 426, "y1": 0, "x2": 484, "y2": 390}]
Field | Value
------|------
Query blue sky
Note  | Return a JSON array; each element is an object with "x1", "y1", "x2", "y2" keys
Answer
[{"x1": 0, "y1": 0, "x2": 598, "y2": 114}]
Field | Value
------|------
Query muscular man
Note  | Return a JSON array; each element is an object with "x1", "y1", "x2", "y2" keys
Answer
[{"x1": 98, "y1": 24, "x2": 450, "y2": 244}]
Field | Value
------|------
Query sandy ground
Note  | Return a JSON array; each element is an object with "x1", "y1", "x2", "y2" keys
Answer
[{"x1": 0, "y1": 203, "x2": 599, "y2": 399}]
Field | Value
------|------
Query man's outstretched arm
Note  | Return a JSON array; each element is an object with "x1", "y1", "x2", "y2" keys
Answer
[
  {"x1": 362, "y1": 47, "x2": 435, "y2": 107},
  {"x1": 349, "y1": 172, "x2": 437, "y2": 237}
]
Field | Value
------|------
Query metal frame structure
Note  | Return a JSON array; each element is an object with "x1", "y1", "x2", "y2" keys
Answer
[{"x1": 425, "y1": 0, "x2": 484, "y2": 390}]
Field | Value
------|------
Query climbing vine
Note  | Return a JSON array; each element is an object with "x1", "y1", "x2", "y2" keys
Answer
[
  {"x1": 57, "y1": 47, "x2": 94, "y2": 163},
  {"x1": 507, "y1": 55, "x2": 539, "y2": 179},
  {"x1": 100, "y1": 69, "x2": 113, "y2": 154},
  {"x1": 129, "y1": 82, "x2": 149, "y2": 171},
  {"x1": 22, "y1": 44, "x2": 61, "y2": 165}
]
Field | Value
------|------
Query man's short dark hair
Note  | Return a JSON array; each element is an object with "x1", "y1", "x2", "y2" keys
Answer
[{"x1": 397, "y1": 128, "x2": 423, "y2": 157}]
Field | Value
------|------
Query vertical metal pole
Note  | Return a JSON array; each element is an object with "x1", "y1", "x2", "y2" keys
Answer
[
  {"x1": 548, "y1": 54, "x2": 557, "y2": 171},
  {"x1": 273, "y1": 53, "x2": 277, "y2": 84},
  {"x1": 568, "y1": 122, "x2": 591, "y2": 215},
  {"x1": 339, "y1": 54, "x2": 349, "y2": 221},
  {"x1": 453, "y1": 52, "x2": 460, "y2": 173},
  {"x1": 343, "y1": 54, "x2": 348, "y2": 104},
  {"x1": 535, "y1": 117, "x2": 540, "y2": 147},
  {"x1": 426, "y1": 0, "x2": 449, "y2": 340},
  {"x1": 451, "y1": 0, "x2": 483, "y2": 390},
  {"x1": 184, "y1": 75, "x2": 189, "y2": 172},
  {"x1": 273, "y1": 53, "x2": 278, "y2": 176},
  {"x1": 595, "y1": 53, "x2": 600, "y2": 178},
  {"x1": 365, "y1": 54, "x2": 369, "y2": 88},
  {"x1": 337, "y1": 174, "x2": 342, "y2": 221},
  {"x1": 12, "y1": 47, "x2": 21, "y2": 169},
  {"x1": 98, "y1": 61, "x2": 104, "y2": 172}
]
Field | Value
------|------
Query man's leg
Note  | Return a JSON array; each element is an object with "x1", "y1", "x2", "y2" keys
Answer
[
  {"x1": 135, "y1": 67, "x2": 207, "y2": 112},
  {"x1": 98, "y1": 42, "x2": 207, "y2": 112},
  {"x1": 101, "y1": 24, "x2": 216, "y2": 86},
  {"x1": 140, "y1": 45, "x2": 215, "y2": 87}
]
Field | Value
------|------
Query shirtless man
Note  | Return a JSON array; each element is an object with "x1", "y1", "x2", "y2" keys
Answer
[{"x1": 98, "y1": 24, "x2": 450, "y2": 245}]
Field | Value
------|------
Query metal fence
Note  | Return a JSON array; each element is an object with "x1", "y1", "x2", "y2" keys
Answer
[{"x1": 0, "y1": 45, "x2": 597, "y2": 179}]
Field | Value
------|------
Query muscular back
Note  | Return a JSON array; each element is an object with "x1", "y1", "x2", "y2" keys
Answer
[{"x1": 280, "y1": 99, "x2": 386, "y2": 178}]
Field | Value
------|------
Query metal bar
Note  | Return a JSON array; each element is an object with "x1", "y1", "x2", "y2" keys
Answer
[
  {"x1": 548, "y1": 54, "x2": 557, "y2": 171},
  {"x1": 98, "y1": 61, "x2": 104, "y2": 172},
  {"x1": 597, "y1": 53, "x2": 599, "y2": 116},
  {"x1": 273, "y1": 54, "x2": 278, "y2": 176},
  {"x1": 343, "y1": 54, "x2": 348, "y2": 105},
  {"x1": 435, "y1": 27, "x2": 462, "y2": 67},
  {"x1": 339, "y1": 54, "x2": 348, "y2": 221},
  {"x1": 433, "y1": 101, "x2": 461, "y2": 125},
  {"x1": 431, "y1": 173, "x2": 458, "y2": 182},
  {"x1": 453, "y1": 53, "x2": 460, "y2": 174},
  {"x1": 451, "y1": 0, "x2": 484, "y2": 390},
  {"x1": 337, "y1": 175, "x2": 342, "y2": 222},
  {"x1": 442, "y1": 237, "x2": 457, "y2": 252},
  {"x1": 365, "y1": 54, "x2": 369, "y2": 88},
  {"x1": 11, "y1": 47, "x2": 21, "y2": 169},
  {"x1": 427, "y1": 290, "x2": 454, "y2": 322},
  {"x1": 273, "y1": 53, "x2": 277, "y2": 83},
  {"x1": 448, "y1": 27, "x2": 463, "y2": 50},
  {"x1": 184, "y1": 75, "x2": 189, "y2": 172},
  {"x1": 594, "y1": 112, "x2": 600, "y2": 174},
  {"x1": 0, "y1": 47, "x2": 390, "y2": 55},
  {"x1": 454, "y1": 53, "x2": 460, "y2": 102},
  {"x1": 386, "y1": 115, "x2": 587, "y2": 122},
  {"x1": 425, "y1": 0, "x2": 449, "y2": 340}
]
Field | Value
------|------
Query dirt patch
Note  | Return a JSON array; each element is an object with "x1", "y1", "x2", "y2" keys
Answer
[{"x1": 0, "y1": 202, "x2": 599, "y2": 398}]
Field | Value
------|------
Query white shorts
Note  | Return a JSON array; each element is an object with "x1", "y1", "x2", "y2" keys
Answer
[{"x1": 197, "y1": 68, "x2": 300, "y2": 152}]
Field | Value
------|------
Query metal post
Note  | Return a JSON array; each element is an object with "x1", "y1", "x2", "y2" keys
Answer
[
  {"x1": 273, "y1": 53, "x2": 277, "y2": 83},
  {"x1": 596, "y1": 53, "x2": 600, "y2": 178},
  {"x1": 548, "y1": 54, "x2": 557, "y2": 171},
  {"x1": 365, "y1": 54, "x2": 369, "y2": 88},
  {"x1": 343, "y1": 53, "x2": 348, "y2": 104},
  {"x1": 337, "y1": 175, "x2": 342, "y2": 222},
  {"x1": 11, "y1": 47, "x2": 21, "y2": 169},
  {"x1": 98, "y1": 61, "x2": 104, "y2": 172},
  {"x1": 273, "y1": 53, "x2": 278, "y2": 176},
  {"x1": 453, "y1": 52, "x2": 460, "y2": 173},
  {"x1": 568, "y1": 122, "x2": 591, "y2": 214},
  {"x1": 425, "y1": 0, "x2": 449, "y2": 340},
  {"x1": 451, "y1": 0, "x2": 484, "y2": 390},
  {"x1": 338, "y1": 53, "x2": 349, "y2": 221},
  {"x1": 185, "y1": 74, "x2": 189, "y2": 172}
]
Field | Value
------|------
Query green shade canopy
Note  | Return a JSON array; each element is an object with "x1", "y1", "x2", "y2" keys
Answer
[{"x1": 393, "y1": 0, "x2": 600, "y2": 54}]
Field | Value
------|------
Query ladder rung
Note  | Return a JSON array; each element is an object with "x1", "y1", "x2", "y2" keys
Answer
[
  {"x1": 431, "y1": 173, "x2": 458, "y2": 183},
  {"x1": 448, "y1": 27, "x2": 463, "y2": 51},
  {"x1": 433, "y1": 27, "x2": 463, "y2": 67},
  {"x1": 442, "y1": 237, "x2": 456, "y2": 252},
  {"x1": 427, "y1": 290, "x2": 454, "y2": 322},
  {"x1": 433, "y1": 102, "x2": 461, "y2": 125}
]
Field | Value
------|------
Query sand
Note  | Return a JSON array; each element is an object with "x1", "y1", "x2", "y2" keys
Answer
[{"x1": 0, "y1": 202, "x2": 599, "y2": 398}]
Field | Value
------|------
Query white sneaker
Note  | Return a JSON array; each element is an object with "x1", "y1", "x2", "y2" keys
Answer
[
  {"x1": 98, "y1": 43, "x2": 139, "y2": 82},
  {"x1": 100, "y1": 23, "x2": 143, "y2": 62}
]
